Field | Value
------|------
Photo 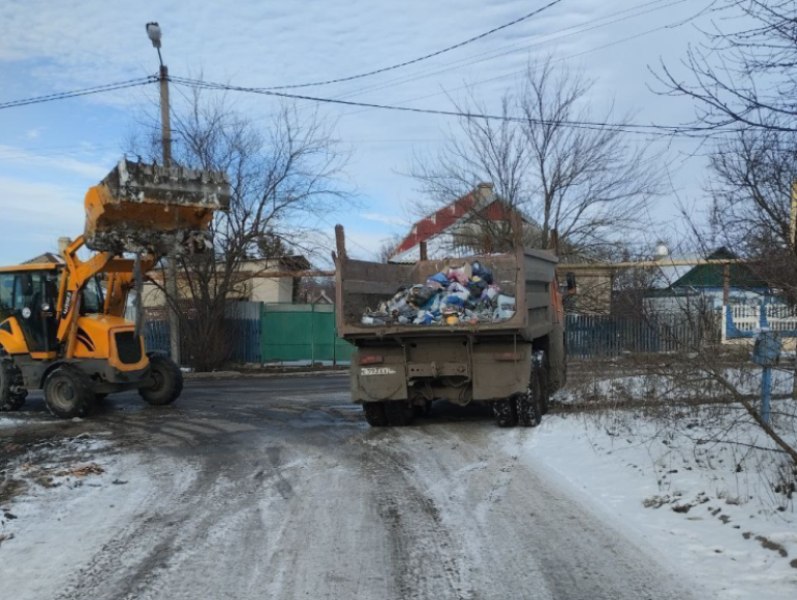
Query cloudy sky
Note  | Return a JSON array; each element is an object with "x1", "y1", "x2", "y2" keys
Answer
[{"x1": 0, "y1": 0, "x2": 724, "y2": 264}]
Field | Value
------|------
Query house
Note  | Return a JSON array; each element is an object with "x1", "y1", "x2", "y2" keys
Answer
[
  {"x1": 141, "y1": 255, "x2": 311, "y2": 309},
  {"x1": 388, "y1": 183, "x2": 537, "y2": 263},
  {"x1": 644, "y1": 247, "x2": 770, "y2": 314},
  {"x1": 386, "y1": 183, "x2": 616, "y2": 313},
  {"x1": 23, "y1": 252, "x2": 64, "y2": 265}
]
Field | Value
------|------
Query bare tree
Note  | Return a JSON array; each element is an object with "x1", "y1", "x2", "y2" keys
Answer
[
  {"x1": 136, "y1": 91, "x2": 346, "y2": 370},
  {"x1": 413, "y1": 58, "x2": 660, "y2": 258},
  {"x1": 656, "y1": 0, "x2": 797, "y2": 133},
  {"x1": 377, "y1": 233, "x2": 405, "y2": 263}
]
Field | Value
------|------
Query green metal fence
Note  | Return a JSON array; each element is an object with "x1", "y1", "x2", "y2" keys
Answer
[{"x1": 261, "y1": 303, "x2": 354, "y2": 364}]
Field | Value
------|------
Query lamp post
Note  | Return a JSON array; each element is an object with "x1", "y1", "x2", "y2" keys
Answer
[{"x1": 146, "y1": 21, "x2": 180, "y2": 366}]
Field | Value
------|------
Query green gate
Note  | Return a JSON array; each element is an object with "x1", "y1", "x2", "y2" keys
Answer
[{"x1": 261, "y1": 303, "x2": 353, "y2": 363}]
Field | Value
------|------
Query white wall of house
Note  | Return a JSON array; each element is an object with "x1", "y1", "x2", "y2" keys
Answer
[{"x1": 140, "y1": 257, "x2": 303, "y2": 308}]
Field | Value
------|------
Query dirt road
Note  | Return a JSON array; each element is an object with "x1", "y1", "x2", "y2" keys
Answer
[{"x1": 2, "y1": 375, "x2": 699, "y2": 600}]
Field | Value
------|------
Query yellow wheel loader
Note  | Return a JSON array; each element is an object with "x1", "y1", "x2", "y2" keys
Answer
[{"x1": 0, "y1": 159, "x2": 229, "y2": 418}]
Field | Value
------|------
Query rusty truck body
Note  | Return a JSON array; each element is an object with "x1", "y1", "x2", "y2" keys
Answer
[{"x1": 334, "y1": 227, "x2": 567, "y2": 427}]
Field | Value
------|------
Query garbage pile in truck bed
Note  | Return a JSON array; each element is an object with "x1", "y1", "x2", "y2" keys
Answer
[{"x1": 361, "y1": 260, "x2": 516, "y2": 326}]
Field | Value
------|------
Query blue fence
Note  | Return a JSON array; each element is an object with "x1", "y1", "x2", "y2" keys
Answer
[{"x1": 566, "y1": 313, "x2": 715, "y2": 358}]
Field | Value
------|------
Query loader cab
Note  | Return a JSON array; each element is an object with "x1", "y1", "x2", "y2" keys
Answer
[{"x1": 0, "y1": 266, "x2": 60, "y2": 353}]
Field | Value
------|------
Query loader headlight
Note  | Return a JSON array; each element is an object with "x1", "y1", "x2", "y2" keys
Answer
[{"x1": 41, "y1": 302, "x2": 51, "y2": 312}]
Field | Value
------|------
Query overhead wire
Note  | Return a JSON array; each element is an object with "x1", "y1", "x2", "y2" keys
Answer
[
  {"x1": 169, "y1": 74, "x2": 740, "y2": 139},
  {"x1": 333, "y1": 3, "x2": 700, "y2": 123},
  {"x1": 262, "y1": 0, "x2": 564, "y2": 90},
  {"x1": 325, "y1": 0, "x2": 691, "y2": 103},
  {"x1": 0, "y1": 76, "x2": 157, "y2": 110}
]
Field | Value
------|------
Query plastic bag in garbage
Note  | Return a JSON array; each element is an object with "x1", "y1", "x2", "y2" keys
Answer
[
  {"x1": 494, "y1": 294, "x2": 516, "y2": 321},
  {"x1": 471, "y1": 261, "x2": 493, "y2": 285},
  {"x1": 408, "y1": 284, "x2": 438, "y2": 308},
  {"x1": 446, "y1": 265, "x2": 470, "y2": 285},
  {"x1": 427, "y1": 272, "x2": 450, "y2": 287},
  {"x1": 467, "y1": 276, "x2": 487, "y2": 298}
]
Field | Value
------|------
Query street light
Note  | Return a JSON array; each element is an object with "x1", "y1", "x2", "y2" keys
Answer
[
  {"x1": 145, "y1": 21, "x2": 179, "y2": 365},
  {"x1": 145, "y1": 22, "x2": 165, "y2": 69}
]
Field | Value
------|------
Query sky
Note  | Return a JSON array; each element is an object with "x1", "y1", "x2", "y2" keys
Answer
[{"x1": 0, "y1": 0, "x2": 729, "y2": 265}]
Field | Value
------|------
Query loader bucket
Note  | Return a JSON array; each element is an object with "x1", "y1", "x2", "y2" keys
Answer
[{"x1": 84, "y1": 158, "x2": 230, "y2": 255}]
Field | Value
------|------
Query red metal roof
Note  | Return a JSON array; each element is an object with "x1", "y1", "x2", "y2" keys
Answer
[{"x1": 391, "y1": 186, "x2": 514, "y2": 257}]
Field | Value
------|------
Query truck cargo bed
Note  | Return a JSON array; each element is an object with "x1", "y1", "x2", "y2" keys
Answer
[{"x1": 335, "y1": 246, "x2": 558, "y2": 342}]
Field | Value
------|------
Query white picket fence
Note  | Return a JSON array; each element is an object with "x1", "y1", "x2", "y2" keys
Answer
[{"x1": 724, "y1": 303, "x2": 797, "y2": 340}]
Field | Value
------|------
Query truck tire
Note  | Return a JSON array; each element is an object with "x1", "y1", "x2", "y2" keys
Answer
[
  {"x1": 384, "y1": 401, "x2": 414, "y2": 426},
  {"x1": 363, "y1": 402, "x2": 388, "y2": 427},
  {"x1": 492, "y1": 398, "x2": 518, "y2": 427},
  {"x1": 517, "y1": 371, "x2": 542, "y2": 427},
  {"x1": 43, "y1": 365, "x2": 94, "y2": 419},
  {"x1": 139, "y1": 354, "x2": 183, "y2": 406},
  {"x1": 1, "y1": 358, "x2": 27, "y2": 411},
  {"x1": 535, "y1": 364, "x2": 550, "y2": 416}
]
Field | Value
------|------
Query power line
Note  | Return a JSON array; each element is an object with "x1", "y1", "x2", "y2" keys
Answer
[
  {"x1": 263, "y1": 0, "x2": 564, "y2": 91},
  {"x1": 333, "y1": 1, "x2": 698, "y2": 122},
  {"x1": 170, "y1": 75, "x2": 736, "y2": 138},
  {"x1": 328, "y1": 0, "x2": 689, "y2": 103},
  {"x1": 0, "y1": 77, "x2": 157, "y2": 110}
]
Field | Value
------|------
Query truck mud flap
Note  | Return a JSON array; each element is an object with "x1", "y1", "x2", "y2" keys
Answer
[
  {"x1": 472, "y1": 343, "x2": 531, "y2": 400},
  {"x1": 351, "y1": 350, "x2": 407, "y2": 402}
]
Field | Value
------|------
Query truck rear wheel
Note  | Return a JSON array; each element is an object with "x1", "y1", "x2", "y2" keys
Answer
[
  {"x1": 536, "y1": 365, "x2": 550, "y2": 416},
  {"x1": 363, "y1": 402, "x2": 388, "y2": 426},
  {"x1": 43, "y1": 365, "x2": 94, "y2": 419},
  {"x1": 384, "y1": 401, "x2": 414, "y2": 426},
  {"x1": 139, "y1": 354, "x2": 183, "y2": 406},
  {"x1": 493, "y1": 398, "x2": 518, "y2": 427},
  {"x1": 517, "y1": 370, "x2": 542, "y2": 427}
]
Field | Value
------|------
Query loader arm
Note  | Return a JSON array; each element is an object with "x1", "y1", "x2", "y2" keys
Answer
[{"x1": 56, "y1": 237, "x2": 161, "y2": 358}]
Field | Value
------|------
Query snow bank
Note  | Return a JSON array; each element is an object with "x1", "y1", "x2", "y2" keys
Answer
[{"x1": 516, "y1": 409, "x2": 797, "y2": 600}]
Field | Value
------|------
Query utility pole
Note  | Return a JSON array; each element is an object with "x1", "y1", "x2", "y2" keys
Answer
[{"x1": 146, "y1": 22, "x2": 181, "y2": 366}]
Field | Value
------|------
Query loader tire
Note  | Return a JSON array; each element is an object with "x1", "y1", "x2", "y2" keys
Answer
[
  {"x1": 363, "y1": 402, "x2": 388, "y2": 427},
  {"x1": 492, "y1": 398, "x2": 518, "y2": 427},
  {"x1": 43, "y1": 365, "x2": 94, "y2": 419},
  {"x1": 140, "y1": 354, "x2": 183, "y2": 406},
  {"x1": 1, "y1": 358, "x2": 26, "y2": 412},
  {"x1": 384, "y1": 401, "x2": 414, "y2": 426}
]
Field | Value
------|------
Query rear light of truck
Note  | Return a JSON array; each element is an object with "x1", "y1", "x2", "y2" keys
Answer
[{"x1": 359, "y1": 355, "x2": 384, "y2": 365}]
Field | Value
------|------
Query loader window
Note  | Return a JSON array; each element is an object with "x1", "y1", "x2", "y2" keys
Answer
[
  {"x1": 81, "y1": 276, "x2": 104, "y2": 314},
  {"x1": 0, "y1": 275, "x2": 13, "y2": 321},
  {"x1": 0, "y1": 270, "x2": 58, "y2": 351}
]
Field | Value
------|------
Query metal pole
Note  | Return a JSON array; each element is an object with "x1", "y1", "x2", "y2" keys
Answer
[
  {"x1": 761, "y1": 366, "x2": 772, "y2": 424},
  {"x1": 310, "y1": 302, "x2": 315, "y2": 366},
  {"x1": 160, "y1": 63, "x2": 181, "y2": 366}
]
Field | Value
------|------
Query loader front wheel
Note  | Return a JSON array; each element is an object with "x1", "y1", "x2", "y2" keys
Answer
[
  {"x1": 363, "y1": 402, "x2": 388, "y2": 427},
  {"x1": 43, "y1": 366, "x2": 94, "y2": 419},
  {"x1": 140, "y1": 354, "x2": 183, "y2": 406},
  {"x1": 1, "y1": 358, "x2": 26, "y2": 411}
]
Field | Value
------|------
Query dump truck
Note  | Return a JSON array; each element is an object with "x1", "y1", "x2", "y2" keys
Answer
[
  {"x1": 0, "y1": 159, "x2": 229, "y2": 418},
  {"x1": 334, "y1": 225, "x2": 568, "y2": 427}
]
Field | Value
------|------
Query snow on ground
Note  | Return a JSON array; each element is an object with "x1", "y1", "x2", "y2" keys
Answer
[
  {"x1": 3, "y1": 373, "x2": 796, "y2": 599},
  {"x1": 1, "y1": 432, "x2": 197, "y2": 600},
  {"x1": 516, "y1": 408, "x2": 797, "y2": 600},
  {"x1": 557, "y1": 364, "x2": 795, "y2": 405}
]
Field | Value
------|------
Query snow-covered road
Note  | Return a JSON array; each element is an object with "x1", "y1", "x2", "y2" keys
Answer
[{"x1": 1, "y1": 375, "x2": 793, "y2": 599}]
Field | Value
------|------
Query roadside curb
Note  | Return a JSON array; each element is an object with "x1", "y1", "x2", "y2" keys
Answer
[{"x1": 184, "y1": 369, "x2": 350, "y2": 380}]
